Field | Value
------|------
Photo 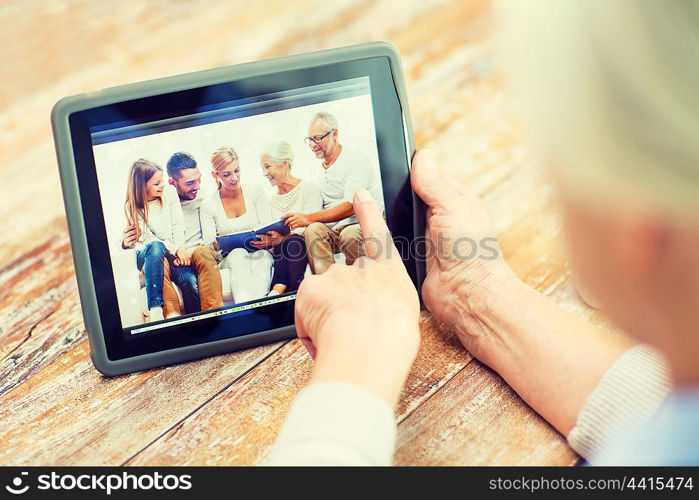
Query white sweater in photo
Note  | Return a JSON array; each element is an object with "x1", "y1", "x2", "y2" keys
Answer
[
  {"x1": 134, "y1": 185, "x2": 185, "y2": 256},
  {"x1": 269, "y1": 179, "x2": 323, "y2": 235},
  {"x1": 180, "y1": 194, "x2": 205, "y2": 251},
  {"x1": 200, "y1": 184, "x2": 273, "y2": 244},
  {"x1": 318, "y1": 146, "x2": 384, "y2": 227}
]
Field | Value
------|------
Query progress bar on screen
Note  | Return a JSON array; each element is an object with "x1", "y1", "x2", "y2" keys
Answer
[{"x1": 130, "y1": 293, "x2": 297, "y2": 335}]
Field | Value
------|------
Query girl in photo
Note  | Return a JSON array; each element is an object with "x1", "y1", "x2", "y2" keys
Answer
[{"x1": 122, "y1": 159, "x2": 193, "y2": 321}]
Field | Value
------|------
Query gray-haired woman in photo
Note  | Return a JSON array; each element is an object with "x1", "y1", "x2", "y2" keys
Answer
[{"x1": 252, "y1": 141, "x2": 322, "y2": 295}]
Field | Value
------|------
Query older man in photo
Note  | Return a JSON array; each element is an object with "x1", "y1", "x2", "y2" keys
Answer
[{"x1": 283, "y1": 112, "x2": 384, "y2": 274}]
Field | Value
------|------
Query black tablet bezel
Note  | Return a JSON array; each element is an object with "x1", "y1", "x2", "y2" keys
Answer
[{"x1": 66, "y1": 56, "x2": 419, "y2": 362}]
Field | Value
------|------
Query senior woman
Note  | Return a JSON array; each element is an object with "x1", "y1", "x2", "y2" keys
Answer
[
  {"x1": 252, "y1": 141, "x2": 322, "y2": 296},
  {"x1": 201, "y1": 147, "x2": 274, "y2": 304},
  {"x1": 267, "y1": 0, "x2": 698, "y2": 465}
]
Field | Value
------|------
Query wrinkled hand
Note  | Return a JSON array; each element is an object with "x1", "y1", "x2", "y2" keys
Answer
[
  {"x1": 282, "y1": 212, "x2": 314, "y2": 230},
  {"x1": 251, "y1": 230, "x2": 285, "y2": 248},
  {"x1": 174, "y1": 248, "x2": 191, "y2": 267},
  {"x1": 294, "y1": 190, "x2": 420, "y2": 407},
  {"x1": 411, "y1": 149, "x2": 516, "y2": 360},
  {"x1": 121, "y1": 225, "x2": 138, "y2": 249}
]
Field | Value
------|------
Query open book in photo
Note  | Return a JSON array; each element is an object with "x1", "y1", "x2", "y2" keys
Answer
[{"x1": 215, "y1": 218, "x2": 291, "y2": 254}]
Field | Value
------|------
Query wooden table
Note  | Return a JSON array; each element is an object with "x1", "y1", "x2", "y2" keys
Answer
[{"x1": 0, "y1": 0, "x2": 614, "y2": 465}]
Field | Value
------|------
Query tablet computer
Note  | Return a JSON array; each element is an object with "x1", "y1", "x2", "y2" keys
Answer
[{"x1": 52, "y1": 41, "x2": 423, "y2": 376}]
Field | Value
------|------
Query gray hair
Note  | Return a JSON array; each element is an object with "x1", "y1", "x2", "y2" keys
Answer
[
  {"x1": 498, "y1": 0, "x2": 699, "y2": 216},
  {"x1": 311, "y1": 111, "x2": 339, "y2": 132},
  {"x1": 261, "y1": 141, "x2": 294, "y2": 169}
]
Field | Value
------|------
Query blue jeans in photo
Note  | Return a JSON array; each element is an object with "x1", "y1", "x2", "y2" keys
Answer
[
  {"x1": 136, "y1": 241, "x2": 167, "y2": 310},
  {"x1": 168, "y1": 259, "x2": 201, "y2": 314}
]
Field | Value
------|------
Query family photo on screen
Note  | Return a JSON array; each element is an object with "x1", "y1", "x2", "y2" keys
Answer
[{"x1": 107, "y1": 109, "x2": 384, "y2": 326}]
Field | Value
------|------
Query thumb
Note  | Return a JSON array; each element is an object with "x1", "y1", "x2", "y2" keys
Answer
[
  {"x1": 294, "y1": 286, "x2": 317, "y2": 359},
  {"x1": 411, "y1": 149, "x2": 448, "y2": 210}
]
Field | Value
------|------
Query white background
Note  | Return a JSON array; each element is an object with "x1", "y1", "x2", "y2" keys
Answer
[{"x1": 92, "y1": 94, "x2": 381, "y2": 327}]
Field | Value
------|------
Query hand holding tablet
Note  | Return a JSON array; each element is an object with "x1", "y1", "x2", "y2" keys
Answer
[{"x1": 52, "y1": 42, "x2": 423, "y2": 375}]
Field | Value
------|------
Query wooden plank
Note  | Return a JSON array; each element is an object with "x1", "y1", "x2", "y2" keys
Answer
[
  {"x1": 0, "y1": 224, "x2": 294, "y2": 465},
  {"x1": 394, "y1": 360, "x2": 579, "y2": 465},
  {"x1": 126, "y1": 340, "x2": 314, "y2": 465},
  {"x1": 127, "y1": 312, "x2": 470, "y2": 465},
  {"x1": 0, "y1": 340, "x2": 286, "y2": 465},
  {"x1": 0, "y1": 229, "x2": 83, "y2": 389}
]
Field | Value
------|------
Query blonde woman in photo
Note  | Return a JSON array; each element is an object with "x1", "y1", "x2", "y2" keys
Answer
[{"x1": 201, "y1": 147, "x2": 274, "y2": 304}]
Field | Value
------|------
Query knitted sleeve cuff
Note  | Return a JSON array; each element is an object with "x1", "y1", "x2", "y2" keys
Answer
[{"x1": 567, "y1": 344, "x2": 671, "y2": 459}]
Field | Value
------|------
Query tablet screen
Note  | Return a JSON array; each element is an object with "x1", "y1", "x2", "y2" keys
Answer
[
  {"x1": 89, "y1": 77, "x2": 385, "y2": 335},
  {"x1": 66, "y1": 55, "x2": 417, "y2": 363}
]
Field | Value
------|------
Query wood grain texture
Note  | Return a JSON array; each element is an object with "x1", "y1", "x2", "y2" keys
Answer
[
  {"x1": 127, "y1": 313, "x2": 470, "y2": 465},
  {"x1": 0, "y1": 340, "x2": 286, "y2": 465},
  {"x1": 0, "y1": 0, "x2": 620, "y2": 465},
  {"x1": 394, "y1": 361, "x2": 579, "y2": 466},
  {"x1": 0, "y1": 228, "x2": 84, "y2": 396}
]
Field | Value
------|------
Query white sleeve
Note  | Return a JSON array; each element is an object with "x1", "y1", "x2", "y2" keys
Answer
[
  {"x1": 293, "y1": 181, "x2": 324, "y2": 235},
  {"x1": 200, "y1": 198, "x2": 218, "y2": 245},
  {"x1": 302, "y1": 181, "x2": 323, "y2": 213},
  {"x1": 133, "y1": 214, "x2": 146, "y2": 253},
  {"x1": 253, "y1": 186, "x2": 273, "y2": 225},
  {"x1": 266, "y1": 382, "x2": 397, "y2": 466},
  {"x1": 567, "y1": 345, "x2": 671, "y2": 460},
  {"x1": 165, "y1": 191, "x2": 185, "y2": 254},
  {"x1": 341, "y1": 150, "x2": 373, "y2": 204}
]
